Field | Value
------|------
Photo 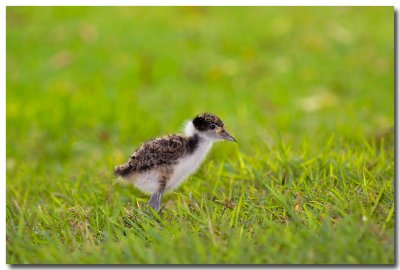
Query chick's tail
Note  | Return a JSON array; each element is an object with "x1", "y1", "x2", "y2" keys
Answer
[{"x1": 114, "y1": 162, "x2": 132, "y2": 177}]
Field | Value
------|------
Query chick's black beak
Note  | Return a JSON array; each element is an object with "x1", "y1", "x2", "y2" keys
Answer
[{"x1": 221, "y1": 129, "x2": 236, "y2": 142}]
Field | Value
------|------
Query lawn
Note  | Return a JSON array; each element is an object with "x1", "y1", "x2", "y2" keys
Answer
[{"x1": 6, "y1": 6, "x2": 394, "y2": 264}]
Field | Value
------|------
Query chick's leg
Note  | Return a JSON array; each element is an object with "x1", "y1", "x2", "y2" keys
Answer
[
  {"x1": 148, "y1": 173, "x2": 169, "y2": 212},
  {"x1": 149, "y1": 190, "x2": 163, "y2": 211}
]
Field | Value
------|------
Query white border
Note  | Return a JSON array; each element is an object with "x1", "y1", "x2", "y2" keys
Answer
[
  {"x1": 2, "y1": 0, "x2": 398, "y2": 6},
  {"x1": 2, "y1": 2, "x2": 398, "y2": 270},
  {"x1": 2, "y1": 2, "x2": 6, "y2": 269}
]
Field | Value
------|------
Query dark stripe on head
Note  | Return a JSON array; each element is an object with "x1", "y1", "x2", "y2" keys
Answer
[{"x1": 192, "y1": 113, "x2": 224, "y2": 131}]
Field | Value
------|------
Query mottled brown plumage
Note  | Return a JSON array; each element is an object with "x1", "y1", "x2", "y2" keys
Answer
[{"x1": 114, "y1": 134, "x2": 199, "y2": 177}]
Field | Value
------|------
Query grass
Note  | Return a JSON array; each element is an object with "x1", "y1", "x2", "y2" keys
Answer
[{"x1": 6, "y1": 6, "x2": 394, "y2": 264}]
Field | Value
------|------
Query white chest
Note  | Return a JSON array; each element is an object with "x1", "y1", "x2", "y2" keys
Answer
[{"x1": 167, "y1": 140, "x2": 212, "y2": 191}]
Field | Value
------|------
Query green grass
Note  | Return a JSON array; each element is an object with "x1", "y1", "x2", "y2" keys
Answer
[{"x1": 6, "y1": 6, "x2": 394, "y2": 264}]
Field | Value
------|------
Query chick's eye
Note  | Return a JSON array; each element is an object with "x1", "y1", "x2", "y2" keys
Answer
[{"x1": 210, "y1": 124, "x2": 217, "y2": 130}]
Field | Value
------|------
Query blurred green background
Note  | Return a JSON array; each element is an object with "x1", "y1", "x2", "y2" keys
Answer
[{"x1": 7, "y1": 7, "x2": 394, "y2": 264}]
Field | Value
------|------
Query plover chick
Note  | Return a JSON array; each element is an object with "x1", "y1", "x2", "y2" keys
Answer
[{"x1": 114, "y1": 112, "x2": 236, "y2": 211}]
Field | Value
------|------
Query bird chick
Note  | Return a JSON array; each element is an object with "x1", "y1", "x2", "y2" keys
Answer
[{"x1": 114, "y1": 113, "x2": 236, "y2": 211}]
